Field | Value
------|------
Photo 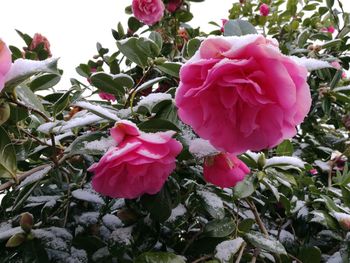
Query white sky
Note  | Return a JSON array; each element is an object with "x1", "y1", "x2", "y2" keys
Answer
[{"x1": 1, "y1": 0, "x2": 349, "y2": 88}]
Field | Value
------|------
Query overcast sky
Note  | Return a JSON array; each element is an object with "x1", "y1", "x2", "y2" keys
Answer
[{"x1": 1, "y1": 0, "x2": 349, "y2": 88}]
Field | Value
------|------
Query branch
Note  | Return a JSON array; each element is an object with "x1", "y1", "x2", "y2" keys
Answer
[
  {"x1": 0, "y1": 164, "x2": 53, "y2": 192},
  {"x1": 246, "y1": 199, "x2": 268, "y2": 237}
]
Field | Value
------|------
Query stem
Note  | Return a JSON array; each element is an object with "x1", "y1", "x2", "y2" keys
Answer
[
  {"x1": 11, "y1": 100, "x2": 50, "y2": 122},
  {"x1": 191, "y1": 255, "x2": 212, "y2": 263},
  {"x1": 235, "y1": 242, "x2": 247, "y2": 263},
  {"x1": 246, "y1": 199, "x2": 268, "y2": 237},
  {"x1": 0, "y1": 164, "x2": 52, "y2": 192}
]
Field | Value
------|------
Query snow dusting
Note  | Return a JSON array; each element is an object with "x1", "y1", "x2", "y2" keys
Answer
[
  {"x1": 83, "y1": 136, "x2": 116, "y2": 152},
  {"x1": 74, "y1": 101, "x2": 120, "y2": 121},
  {"x1": 167, "y1": 204, "x2": 187, "y2": 222},
  {"x1": 102, "y1": 214, "x2": 123, "y2": 230},
  {"x1": 265, "y1": 156, "x2": 305, "y2": 168},
  {"x1": 71, "y1": 189, "x2": 105, "y2": 205},
  {"x1": 18, "y1": 165, "x2": 52, "y2": 188},
  {"x1": 215, "y1": 238, "x2": 244, "y2": 262},
  {"x1": 189, "y1": 138, "x2": 219, "y2": 158},
  {"x1": 111, "y1": 226, "x2": 133, "y2": 245},
  {"x1": 290, "y1": 56, "x2": 332, "y2": 71}
]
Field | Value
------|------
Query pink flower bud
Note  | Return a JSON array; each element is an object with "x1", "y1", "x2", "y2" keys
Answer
[
  {"x1": 331, "y1": 61, "x2": 341, "y2": 70},
  {"x1": 221, "y1": 19, "x2": 228, "y2": 33},
  {"x1": 309, "y1": 168, "x2": 318, "y2": 175},
  {"x1": 333, "y1": 212, "x2": 350, "y2": 230},
  {"x1": 29, "y1": 33, "x2": 52, "y2": 57},
  {"x1": 203, "y1": 153, "x2": 250, "y2": 188},
  {"x1": 327, "y1": 26, "x2": 335, "y2": 33},
  {"x1": 99, "y1": 92, "x2": 116, "y2": 102},
  {"x1": 259, "y1": 4, "x2": 270, "y2": 16},
  {"x1": 166, "y1": 0, "x2": 182, "y2": 13}
]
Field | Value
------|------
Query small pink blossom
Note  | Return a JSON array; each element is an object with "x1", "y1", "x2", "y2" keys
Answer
[
  {"x1": 331, "y1": 61, "x2": 341, "y2": 70},
  {"x1": 166, "y1": 0, "x2": 182, "y2": 13},
  {"x1": 29, "y1": 33, "x2": 52, "y2": 57},
  {"x1": 259, "y1": 4, "x2": 270, "y2": 16},
  {"x1": 309, "y1": 168, "x2": 318, "y2": 175},
  {"x1": 221, "y1": 19, "x2": 228, "y2": 33},
  {"x1": 203, "y1": 153, "x2": 250, "y2": 188},
  {"x1": 99, "y1": 92, "x2": 116, "y2": 102},
  {"x1": 342, "y1": 71, "x2": 347, "y2": 79},
  {"x1": 89, "y1": 120, "x2": 183, "y2": 199},
  {"x1": 0, "y1": 39, "x2": 12, "y2": 92},
  {"x1": 327, "y1": 26, "x2": 335, "y2": 33},
  {"x1": 132, "y1": 0, "x2": 165, "y2": 26}
]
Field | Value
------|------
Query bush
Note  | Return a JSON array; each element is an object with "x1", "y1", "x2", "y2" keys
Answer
[{"x1": 1, "y1": 0, "x2": 350, "y2": 262}]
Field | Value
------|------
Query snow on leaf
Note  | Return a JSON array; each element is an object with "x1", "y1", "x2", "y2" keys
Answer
[
  {"x1": 71, "y1": 189, "x2": 105, "y2": 205},
  {"x1": 214, "y1": 238, "x2": 244, "y2": 262}
]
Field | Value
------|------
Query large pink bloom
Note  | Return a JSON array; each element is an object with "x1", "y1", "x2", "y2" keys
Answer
[
  {"x1": 0, "y1": 40, "x2": 11, "y2": 92},
  {"x1": 175, "y1": 35, "x2": 311, "y2": 154},
  {"x1": 204, "y1": 153, "x2": 250, "y2": 188},
  {"x1": 88, "y1": 120, "x2": 182, "y2": 199},
  {"x1": 132, "y1": 0, "x2": 165, "y2": 26}
]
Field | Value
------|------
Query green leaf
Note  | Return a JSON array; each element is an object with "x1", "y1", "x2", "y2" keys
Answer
[
  {"x1": 238, "y1": 218, "x2": 255, "y2": 233},
  {"x1": 322, "y1": 39, "x2": 342, "y2": 49},
  {"x1": 197, "y1": 190, "x2": 225, "y2": 219},
  {"x1": 16, "y1": 85, "x2": 48, "y2": 116},
  {"x1": 138, "y1": 119, "x2": 180, "y2": 132},
  {"x1": 149, "y1": 31, "x2": 163, "y2": 50},
  {"x1": 297, "y1": 30, "x2": 310, "y2": 48},
  {"x1": 276, "y1": 140, "x2": 294, "y2": 156},
  {"x1": 245, "y1": 231, "x2": 287, "y2": 255},
  {"x1": 203, "y1": 218, "x2": 235, "y2": 237},
  {"x1": 90, "y1": 72, "x2": 134, "y2": 96},
  {"x1": 29, "y1": 73, "x2": 61, "y2": 91},
  {"x1": 137, "y1": 37, "x2": 160, "y2": 58},
  {"x1": 0, "y1": 126, "x2": 17, "y2": 179},
  {"x1": 117, "y1": 37, "x2": 149, "y2": 68},
  {"x1": 4, "y1": 58, "x2": 60, "y2": 92},
  {"x1": 214, "y1": 238, "x2": 244, "y2": 262},
  {"x1": 141, "y1": 187, "x2": 172, "y2": 222},
  {"x1": 134, "y1": 76, "x2": 167, "y2": 93},
  {"x1": 128, "y1": 16, "x2": 143, "y2": 33},
  {"x1": 287, "y1": 0, "x2": 298, "y2": 16},
  {"x1": 135, "y1": 252, "x2": 185, "y2": 263},
  {"x1": 156, "y1": 62, "x2": 182, "y2": 78},
  {"x1": 15, "y1": 29, "x2": 32, "y2": 46},
  {"x1": 298, "y1": 246, "x2": 321, "y2": 263},
  {"x1": 233, "y1": 175, "x2": 255, "y2": 198},
  {"x1": 187, "y1": 38, "x2": 201, "y2": 58},
  {"x1": 66, "y1": 132, "x2": 109, "y2": 156},
  {"x1": 176, "y1": 10, "x2": 194, "y2": 22},
  {"x1": 326, "y1": 0, "x2": 334, "y2": 8},
  {"x1": 52, "y1": 89, "x2": 74, "y2": 116},
  {"x1": 341, "y1": 186, "x2": 350, "y2": 208},
  {"x1": 224, "y1": 19, "x2": 257, "y2": 36}
]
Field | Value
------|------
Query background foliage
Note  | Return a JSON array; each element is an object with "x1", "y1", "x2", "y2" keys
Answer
[{"x1": 1, "y1": 0, "x2": 350, "y2": 262}]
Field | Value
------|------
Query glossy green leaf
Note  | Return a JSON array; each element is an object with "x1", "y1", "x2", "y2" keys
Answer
[{"x1": 0, "y1": 126, "x2": 17, "y2": 179}]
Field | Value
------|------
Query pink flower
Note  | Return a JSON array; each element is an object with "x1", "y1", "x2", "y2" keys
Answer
[
  {"x1": 99, "y1": 92, "x2": 116, "y2": 102},
  {"x1": 331, "y1": 61, "x2": 341, "y2": 70},
  {"x1": 132, "y1": 0, "x2": 165, "y2": 26},
  {"x1": 221, "y1": 19, "x2": 228, "y2": 33},
  {"x1": 309, "y1": 168, "x2": 318, "y2": 175},
  {"x1": 259, "y1": 4, "x2": 270, "y2": 16},
  {"x1": 342, "y1": 71, "x2": 347, "y2": 79},
  {"x1": 166, "y1": 0, "x2": 182, "y2": 13},
  {"x1": 0, "y1": 40, "x2": 12, "y2": 92},
  {"x1": 327, "y1": 26, "x2": 335, "y2": 33},
  {"x1": 88, "y1": 120, "x2": 183, "y2": 199},
  {"x1": 203, "y1": 153, "x2": 250, "y2": 188},
  {"x1": 175, "y1": 35, "x2": 311, "y2": 154},
  {"x1": 29, "y1": 33, "x2": 52, "y2": 57}
]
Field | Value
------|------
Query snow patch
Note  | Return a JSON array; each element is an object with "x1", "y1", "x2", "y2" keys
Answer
[
  {"x1": 290, "y1": 56, "x2": 332, "y2": 71},
  {"x1": 83, "y1": 136, "x2": 116, "y2": 152},
  {"x1": 18, "y1": 165, "x2": 52, "y2": 188},
  {"x1": 71, "y1": 189, "x2": 105, "y2": 205},
  {"x1": 167, "y1": 204, "x2": 187, "y2": 222},
  {"x1": 215, "y1": 238, "x2": 244, "y2": 262},
  {"x1": 111, "y1": 226, "x2": 133, "y2": 245},
  {"x1": 189, "y1": 138, "x2": 219, "y2": 158}
]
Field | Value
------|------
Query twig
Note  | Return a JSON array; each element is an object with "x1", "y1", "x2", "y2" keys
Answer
[
  {"x1": 191, "y1": 255, "x2": 212, "y2": 263},
  {"x1": 235, "y1": 242, "x2": 247, "y2": 263},
  {"x1": 11, "y1": 100, "x2": 50, "y2": 122},
  {"x1": 250, "y1": 248, "x2": 259, "y2": 263},
  {"x1": 246, "y1": 199, "x2": 268, "y2": 237},
  {"x1": 0, "y1": 164, "x2": 52, "y2": 192},
  {"x1": 288, "y1": 253, "x2": 302, "y2": 263}
]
